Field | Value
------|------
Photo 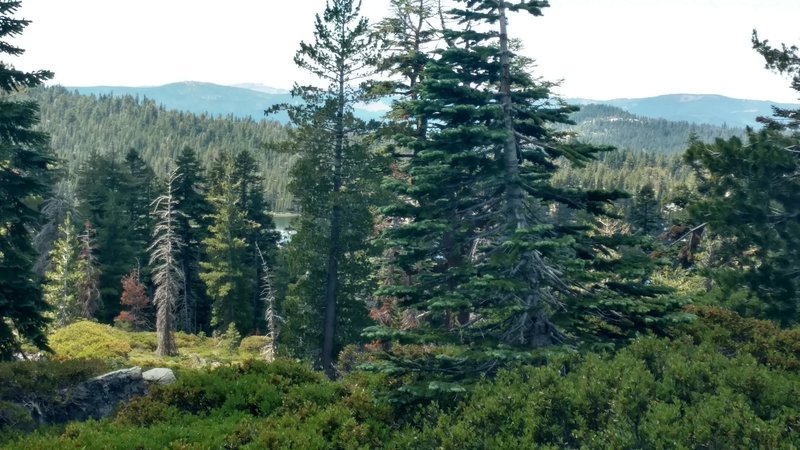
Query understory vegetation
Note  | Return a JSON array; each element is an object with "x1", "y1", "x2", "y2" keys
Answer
[{"x1": 3, "y1": 309, "x2": 800, "y2": 449}]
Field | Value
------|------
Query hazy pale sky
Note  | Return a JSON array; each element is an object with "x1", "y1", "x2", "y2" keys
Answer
[{"x1": 9, "y1": 0, "x2": 800, "y2": 102}]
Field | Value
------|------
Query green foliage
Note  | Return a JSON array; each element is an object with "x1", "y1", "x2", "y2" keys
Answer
[
  {"x1": 684, "y1": 305, "x2": 800, "y2": 371},
  {"x1": 277, "y1": 0, "x2": 383, "y2": 374},
  {"x1": 41, "y1": 214, "x2": 85, "y2": 327},
  {"x1": 21, "y1": 86, "x2": 295, "y2": 212},
  {"x1": 0, "y1": 0, "x2": 55, "y2": 360},
  {"x1": 399, "y1": 335, "x2": 800, "y2": 449},
  {"x1": 685, "y1": 129, "x2": 800, "y2": 324},
  {"x1": 48, "y1": 320, "x2": 131, "y2": 360},
  {"x1": 200, "y1": 160, "x2": 257, "y2": 336},
  {"x1": 8, "y1": 360, "x2": 393, "y2": 449}
]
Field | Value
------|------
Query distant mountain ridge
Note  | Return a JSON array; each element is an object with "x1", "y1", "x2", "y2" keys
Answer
[
  {"x1": 69, "y1": 81, "x2": 387, "y2": 123},
  {"x1": 67, "y1": 81, "x2": 797, "y2": 127},
  {"x1": 568, "y1": 94, "x2": 799, "y2": 128}
]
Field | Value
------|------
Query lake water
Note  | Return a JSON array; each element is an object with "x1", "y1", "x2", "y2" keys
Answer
[{"x1": 273, "y1": 214, "x2": 296, "y2": 231}]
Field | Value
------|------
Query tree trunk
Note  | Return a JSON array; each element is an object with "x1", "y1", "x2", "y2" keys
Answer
[
  {"x1": 321, "y1": 61, "x2": 346, "y2": 379},
  {"x1": 498, "y1": 0, "x2": 525, "y2": 231}
]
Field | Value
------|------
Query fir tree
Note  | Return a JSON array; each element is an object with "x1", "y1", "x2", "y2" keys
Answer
[
  {"x1": 683, "y1": 34, "x2": 800, "y2": 324},
  {"x1": 150, "y1": 169, "x2": 183, "y2": 356},
  {"x1": 0, "y1": 0, "x2": 55, "y2": 359},
  {"x1": 630, "y1": 184, "x2": 663, "y2": 234},
  {"x1": 200, "y1": 163, "x2": 256, "y2": 335},
  {"x1": 275, "y1": 0, "x2": 381, "y2": 377},
  {"x1": 173, "y1": 147, "x2": 211, "y2": 333},
  {"x1": 367, "y1": 0, "x2": 675, "y2": 395}
]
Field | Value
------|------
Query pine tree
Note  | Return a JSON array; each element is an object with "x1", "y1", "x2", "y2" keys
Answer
[
  {"x1": 751, "y1": 31, "x2": 799, "y2": 130},
  {"x1": 0, "y1": 0, "x2": 55, "y2": 359},
  {"x1": 77, "y1": 152, "x2": 133, "y2": 322},
  {"x1": 200, "y1": 162, "x2": 256, "y2": 335},
  {"x1": 41, "y1": 214, "x2": 83, "y2": 328},
  {"x1": 150, "y1": 169, "x2": 183, "y2": 356},
  {"x1": 275, "y1": 0, "x2": 381, "y2": 377},
  {"x1": 34, "y1": 180, "x2": 78, "y2": 278}
]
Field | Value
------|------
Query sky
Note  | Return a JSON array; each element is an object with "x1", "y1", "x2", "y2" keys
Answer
[{"x1": 9, "y1": 0, "x2": 800, "y2": 103}]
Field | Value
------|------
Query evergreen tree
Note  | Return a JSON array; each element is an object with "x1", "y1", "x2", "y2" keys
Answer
[
  {"x1": 41, "y1": 214, "x2": 83, "y2": 328},
  {"x1": 367, "y1": 0, "x2": 675, "y2": 395},
  {"x1": 200, "y1": 163, "x2": 257, "y2": 335},
  {"x1": 0, "y1": 0, "x2": 55, "y2": 359},
  {"x1": 275, "y1": 0, "x2": 381, "y2": 377},
  {"x1": 173, "y1": 147, "x2": 211, "y2": 333},
  {"x1": 34, "y1": 179, "x2": 78, "y2": 278},
  {"x1": 751, "y1": 32, "x2": 800, "y2": 130},
  {"x1": 150, "y1": 169, "x2": 183, "y2": 356},
  {"x1": 629, "y1": 184, "x2": 663, "y2": 234},
  {"x1": 685, "y1": 130, "x2": 800, "y2": 324},
  {"x1": 683, "y1": 34, "x2": 800, "y2": 324},
  {"x1": 76, "y1": 220, "x2": 100, "y2": 318},
  {"x1": 77, "y1": 150, "x2": 156, "y2": 322}
]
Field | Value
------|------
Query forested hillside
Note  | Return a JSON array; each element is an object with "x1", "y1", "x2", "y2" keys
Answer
[
  {"x1": 567, "y1": 104, "x2": 743, "y2": 153},
  {"x1": 21, "y1": 87, "x2": 740, "y2": 215},
  {"x1": 3, "y1": 0, "x2": 800, "y2": 448},
  {"x1": 21, "y1": 86, "x2": 295, "y2": 212}
]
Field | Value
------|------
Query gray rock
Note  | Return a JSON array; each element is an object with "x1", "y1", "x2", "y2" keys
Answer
[
  {"x1": 142, "y1": 368, "x2": 176, "y2": 385},
  {"x1": 55, "y1": 366, "x2": 146, "y2": 423}
]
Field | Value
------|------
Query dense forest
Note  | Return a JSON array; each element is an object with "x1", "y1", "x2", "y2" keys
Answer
[
  {"x1": 15, "y1": 87, "x2": 740, "y2": 216},
  {"x1": 2, "y1": 0, "x2": 800, "y2": 448}
]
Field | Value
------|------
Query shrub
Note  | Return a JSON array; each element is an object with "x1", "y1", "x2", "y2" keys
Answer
[
  {"x1": 400, "y1": 336, "x2": 800, "y2": 449},
  {"x1": 683, "y1": 305, "x2": 800, "y2": 371},
  {"x1": 49, "y1": 321, "x2": 131, "y2": 360}
]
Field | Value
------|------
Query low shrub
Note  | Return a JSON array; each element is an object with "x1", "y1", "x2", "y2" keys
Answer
[
  {"x1": 683, "y1": 305, "x2": 800, "y2": 371},
  {"x1": 49, "y1": 321, "x2": 131, "y2": 360},
  {"x1": 397, "y1": 336, "x2": 800, "y2": 449}
]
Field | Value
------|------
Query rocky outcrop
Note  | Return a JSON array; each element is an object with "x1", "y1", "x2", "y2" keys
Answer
[
  {"x1": 8, "y1": 366, "x2": 178, "y2": 429},
  {"x1": 47, "y1": 367, "x2": 146, "y2": 423}
]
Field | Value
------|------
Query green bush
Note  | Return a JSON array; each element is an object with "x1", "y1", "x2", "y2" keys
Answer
[
  {"x1": 49, "y1": 321, "x2": 131, "y2": 360},
  {"x1": 683, "y1": 305, "x2": 800, "y2": 371},
  {"x1": 398, "y1": 336, "x2": 800, "y2": 449}
]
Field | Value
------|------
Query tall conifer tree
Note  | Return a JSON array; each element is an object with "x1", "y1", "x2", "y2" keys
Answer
[
  {"x1": 275, "y1": 0, "x2": 382, "y2": 377},
  {"x1": 201, "y1": 162, "x2": 256, "y2": 335},
  {"x1": 173, "y1": 147, "x2": 211, "y2": 332},
  {"x1": 0, "y1": 0, "x2": 55, "y2": 359},
  {"x1": 368, "y1": 0, "x2": 678, "y2": 395}
]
